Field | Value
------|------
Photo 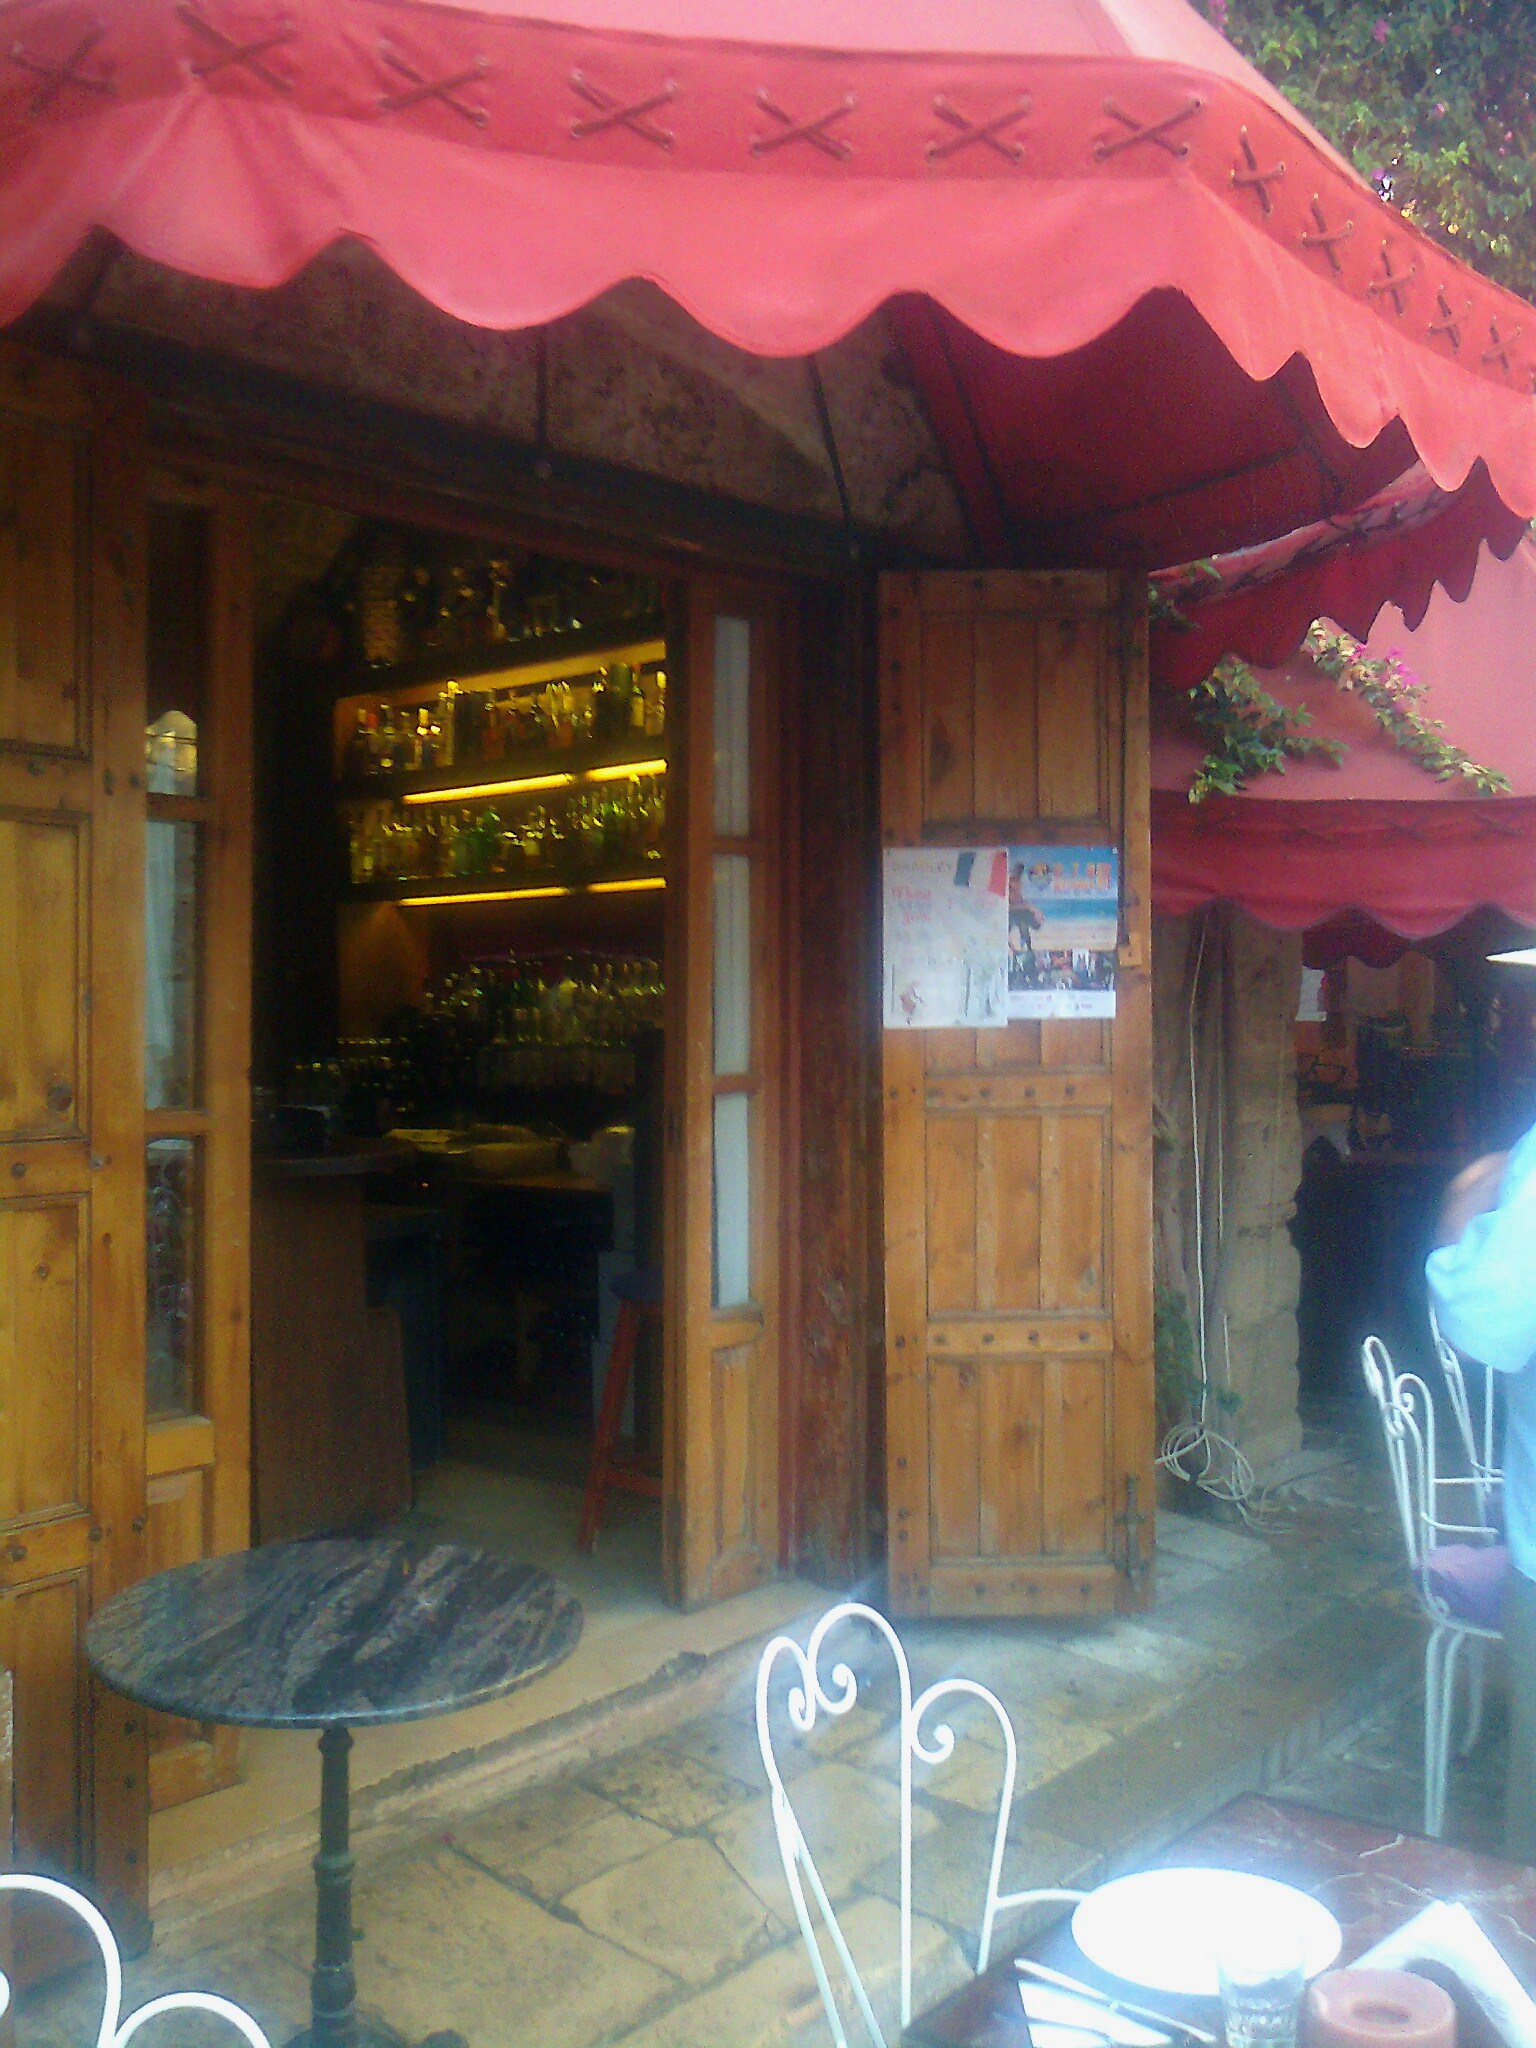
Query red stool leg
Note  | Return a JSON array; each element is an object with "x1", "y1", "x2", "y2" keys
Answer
[{"x1": 578, "y1": 1299, "x2": 641, "y2": 1553}]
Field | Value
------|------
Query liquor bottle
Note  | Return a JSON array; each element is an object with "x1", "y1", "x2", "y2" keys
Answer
[
  {"x1": 377, "y1": 701, "x2": 400, "y2": 775},
  {"x1": 454, "y1": 687, "x2": 480, "y2": 766},
  {"x1": 416, "y1": 706, "x2": 436, "y2": 772},
  {"x1": 399, "y1": 706, "x2": 422, "y2": 774},
  {"x1": 645, "y1": 668, "x2": 667, "y2": 738},
  {"x1": 344, "y1": 708, "x2": 373, "y2": 783},
  {"x1": 482, "y1": 692, "x2": 506, "y2": 764},
  {"x1": 436, "y1": 683, "x2": 458, "y2": 768}
]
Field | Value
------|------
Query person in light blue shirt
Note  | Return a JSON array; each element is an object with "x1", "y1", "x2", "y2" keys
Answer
[{"x1": 1426, "y1": 1119, "x2": 1536, "y2": 1862}]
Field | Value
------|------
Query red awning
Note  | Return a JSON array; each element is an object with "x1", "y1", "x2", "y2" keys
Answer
[
  {"x1": 1151, "y1": 539, "x2": 1536, "y2": 935},
  {"x1": 1150, "y1": 465, "x2": 1529, "y2": 693},
  {"x1": 8, "y1": 0, "x2": 1536, "y2": 565}
]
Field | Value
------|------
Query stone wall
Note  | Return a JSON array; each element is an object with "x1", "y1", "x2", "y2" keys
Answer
[{"x1": 1153, "y1": 907, "x2": 1304, "y2": 1476}]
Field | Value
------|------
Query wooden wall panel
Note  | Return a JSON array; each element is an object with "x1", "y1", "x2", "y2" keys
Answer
[
  {"x1": 882, "y1": 571, "x2": 1153, "y2": 1617},
  {"x1": 0, "y1": 1201, "x2": 85, "y2": 1522},
  {"x1": 0, "y1": 420, "x2": 82, "y2": 756},
  {"x1": 0, "y1": 816, "x2": 81, "y2": 1142}
]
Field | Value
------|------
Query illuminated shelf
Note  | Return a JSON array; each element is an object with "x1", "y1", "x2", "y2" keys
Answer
[
  {"x1": 344, "y1": 869, "x2": 666, "y2": 907},
  {"x1": 336, "y1": 737, "x2": 667, "y2": 806},
  {"x1": 333, "y1": 621, "x2": 667, "y2": 701}
]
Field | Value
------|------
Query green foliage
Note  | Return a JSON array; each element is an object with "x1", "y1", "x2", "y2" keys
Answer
[
  {"x1": 1185, "y1": 655, "x2": 1346, "y2": 801},
  {"x1": 1183, "y1": 628, "x2": 1507, "y2": 800},
  {"x1": 1154, "y1": 1284, "x2": 1240, "y2": 1429},
  {"x1": 1203, "y1": 0, "x2": 1536, "y2": 298},
  {"x1": 1301, "y1": 621, "x2": 1510, "y2": 790}
]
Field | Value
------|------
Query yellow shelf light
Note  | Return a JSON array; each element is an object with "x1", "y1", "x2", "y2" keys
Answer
[
  {"x1": 588, "y1": 876, "x2": 667, "y2": 894},
  {"x1": 402, "y1": 771, "x2": 575, "y2": 805},
  {"x1": 396, "y1": 885, "x2": 572, "y2": 906},
  {"x1": 585, "y1": 757, "x2": 668, "y2": 783}
]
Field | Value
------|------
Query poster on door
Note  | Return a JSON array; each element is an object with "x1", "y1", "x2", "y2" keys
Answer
[
  {"x1": 882, "y1": 847, "x2": 1009, "y2": 1029},
  {"x1": 1006, "y1": 846, "x2": 1120, "y2": 1019}
]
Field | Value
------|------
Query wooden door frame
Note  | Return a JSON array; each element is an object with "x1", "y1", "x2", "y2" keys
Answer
[
  {"x1": 140, "y1": 468, "x2": 253, "y2": 1812},
  {"x1": 662, "y1": 572, "x2": 795, "y2": 1607}
]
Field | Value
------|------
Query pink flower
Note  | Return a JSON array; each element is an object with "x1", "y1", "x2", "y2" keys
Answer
[
  {"x1": 1372, "y1": 17, "x2": 1390, "y2": 41},
  {"x1": 1209, "y1": 0, "x2": 1228, "y2": 26}
]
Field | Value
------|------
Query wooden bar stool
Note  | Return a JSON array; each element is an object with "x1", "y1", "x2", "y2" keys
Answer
[{"x1": 578, "y1": 1266, "x2": 663, "y2": 1551}]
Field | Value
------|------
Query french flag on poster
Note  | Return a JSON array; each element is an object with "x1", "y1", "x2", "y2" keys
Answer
[{"x1": 952, "y1": 849, "x2": 1009, "y2": 897}]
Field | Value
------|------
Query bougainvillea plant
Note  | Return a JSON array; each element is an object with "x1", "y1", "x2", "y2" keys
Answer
[
  {"x1": 1183, "y1": 624, "x2": 1509, "y2": 802},
  {"x1": 1201, "y1": 0, "x2": 1536, "y2": 300}
]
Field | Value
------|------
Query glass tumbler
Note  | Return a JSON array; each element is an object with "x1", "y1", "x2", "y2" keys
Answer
[{"x1": 1216, "y1": 1922, "x2": 1308, "y2": 2048}]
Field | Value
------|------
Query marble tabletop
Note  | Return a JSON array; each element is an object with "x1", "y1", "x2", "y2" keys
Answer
[
  {"x1": 85, "y1": 1538, "x2": 583, "y2": 1730},
  {"x1": 907, "y1": 1795, "x2": 1536, "y2": 2047}
]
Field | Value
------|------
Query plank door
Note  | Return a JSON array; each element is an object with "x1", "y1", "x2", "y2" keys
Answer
[
  {"x1": 0, "y1": 343, "x2": 150, "y2": 1972},
  {"x1": 663, "y1": 577, "x2": 787, "y2": 1608},
  {"x1": 881, "y1": 572, "x2": 1153, "y2": 1618},
  {"x1": 140, "y1": 481, "x2": 253, "y2": 1812}
]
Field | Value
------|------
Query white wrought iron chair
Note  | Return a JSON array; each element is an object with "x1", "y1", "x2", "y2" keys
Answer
[
  {"x1": 1428, "y1": 1304, "x2": 1503, "y2": 1524},
  {"x1": 0, "y1": 1873, "x2": 273, "y2": 2048},
  {"x1": 755, "y1": 1601, "x2": 1082, "y2": 2048},
  {"x1": 1360, "y1": 1335, "x2": 1508, "y2": 1837}
]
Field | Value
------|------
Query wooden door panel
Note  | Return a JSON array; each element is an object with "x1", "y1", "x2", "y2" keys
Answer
[
  {"x1": 0, "y1": 812, "x2": 83, "y2": 1141},
  {"x1": 973, "y1": 615, "x2": 1037, "y2": 822},
  {"x1": 924, "y1": 1119, "x2": 977, "y2": 1312},
  {"x1": 0, "y1": 1198, "x2": 87, "y2": 1521},
  {"x1": 0, "y1": 1572, "x2": 89, "y2": 1981},
  {"x1": 919, "y1": 614, "x2": 976, "y2": 824},
  {"x1": 1039, "y1": 1114, "x2": 1107, "y2": 1311},
  {"x1": 1036, "y1": 613, "x2": 1107, "y2": 818},
  {"x1": 665, "y1": 579, "x2": 786, "y2": 1609},
  {"x1": 1042, "y1": 1356, "x2": 1110, "y2": 1555},
  {"x1": 882, "y1": 571, "x2": 1153, "y2": 1619},
  {"x1": 990, "y1": 1117, "x2": 1042, "y2": 1310},
  {"x1": 0, "y1": 416, "x2": 85, "y2": 757}
]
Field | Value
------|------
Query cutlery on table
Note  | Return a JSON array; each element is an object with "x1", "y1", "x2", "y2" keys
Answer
[{"x1": 1013, "y1": 1959, "x2": 1220, "y2": 2048}]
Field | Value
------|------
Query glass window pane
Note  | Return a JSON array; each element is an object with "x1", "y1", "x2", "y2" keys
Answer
[
  {"x1": 713, "y1": 855, "x2": 751, "y2": 1075},
  {"x1": 146, "y1": 503, "x2": 209, "y2": 795},
  {"x1": 146, "y1": 820, "x2": 200, "y2": 1110},
  {"x1": 713, "y1": 615, "x2": 751, "y2": 836},
  {"x1": 147, "y1": 1138, "x2": 197, "y2": 1416},
  {"x1": 712, "y1": 1091, "x2": 751, "y2": 1309}
]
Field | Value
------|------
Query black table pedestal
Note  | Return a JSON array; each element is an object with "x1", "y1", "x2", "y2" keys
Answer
[{"x1": 289, "y1": 1726, "x2": 402, "y2": 2048}]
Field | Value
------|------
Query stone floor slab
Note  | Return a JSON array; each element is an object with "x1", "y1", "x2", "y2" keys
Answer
[
  {"x1": 619, "y1": 1895, "x2": 961, "y2": 2048},
  {"x1": 565, "y1": 1833, "x2": 776, "y2": 1985},
  {"x1": 457, "y1": 1798, "x2": 672, "y2": 1903},
  {"x1": 279, "y1": 1844, "x2": 673, "y2": 2048},
  {"x1": 863, "y1": 1806, "x2": 1091, "y2": 1941},
  {"x1": 712, "y1": 1761, "x2": 939, "y2": 1923},
  {"x1": 580, "y1": 1739, "x2": 755, "y2": 1831}
]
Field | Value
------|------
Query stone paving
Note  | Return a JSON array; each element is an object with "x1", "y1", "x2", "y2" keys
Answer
[{"x1": 16, "y1": 1497, "x2": 1422, "y2": 2048}]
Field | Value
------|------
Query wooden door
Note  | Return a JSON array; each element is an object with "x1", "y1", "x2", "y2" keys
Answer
[
  {"x1": 139, "y1": 481, "x2": 253, "y2": 1812},
  {"x1": 0, "y1": 344, "x2": 150, "y2": 1971},
  {"x1": 663, "y1": 577, "x2": 787, "y2": 1608},
  {"x1": 881, "y1": 572, "x2": 1153, "y2": 1618}
]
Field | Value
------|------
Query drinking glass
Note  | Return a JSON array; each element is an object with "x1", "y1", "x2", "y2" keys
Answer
[{"x1": 1216, "y1": 1923, "x2": 1307, "y2": 2048}]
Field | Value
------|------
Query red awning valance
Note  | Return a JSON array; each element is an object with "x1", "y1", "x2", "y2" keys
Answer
[
  {"x1": 1153, "y1": 793, "x2": 1536, "y2": 936},
  {"x1": 8, "y1": 0, "x2": 1536, "y2": 565}
]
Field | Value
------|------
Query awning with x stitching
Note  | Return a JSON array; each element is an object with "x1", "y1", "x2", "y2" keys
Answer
[{"x1": 6, "y1": 0, "x2": 1536, "y2": 571}]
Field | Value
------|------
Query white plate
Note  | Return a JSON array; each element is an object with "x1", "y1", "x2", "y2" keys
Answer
[{"x1": 1071, "y1": 1868, "x2": 1343, "y2": 1998}]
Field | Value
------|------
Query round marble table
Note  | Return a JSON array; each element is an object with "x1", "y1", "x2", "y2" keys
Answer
[{"x1": 86, "y1": 1537, "x2": 583, "y2": 2048}]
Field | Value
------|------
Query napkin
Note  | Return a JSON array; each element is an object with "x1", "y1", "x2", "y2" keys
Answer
[
  {"x1": 1358, "y1": 1900, "x2": 1536, "y2": 2048},
  {"x1": 1019, "y1": 1982, "x2": 1170, "y2": 2047}
]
